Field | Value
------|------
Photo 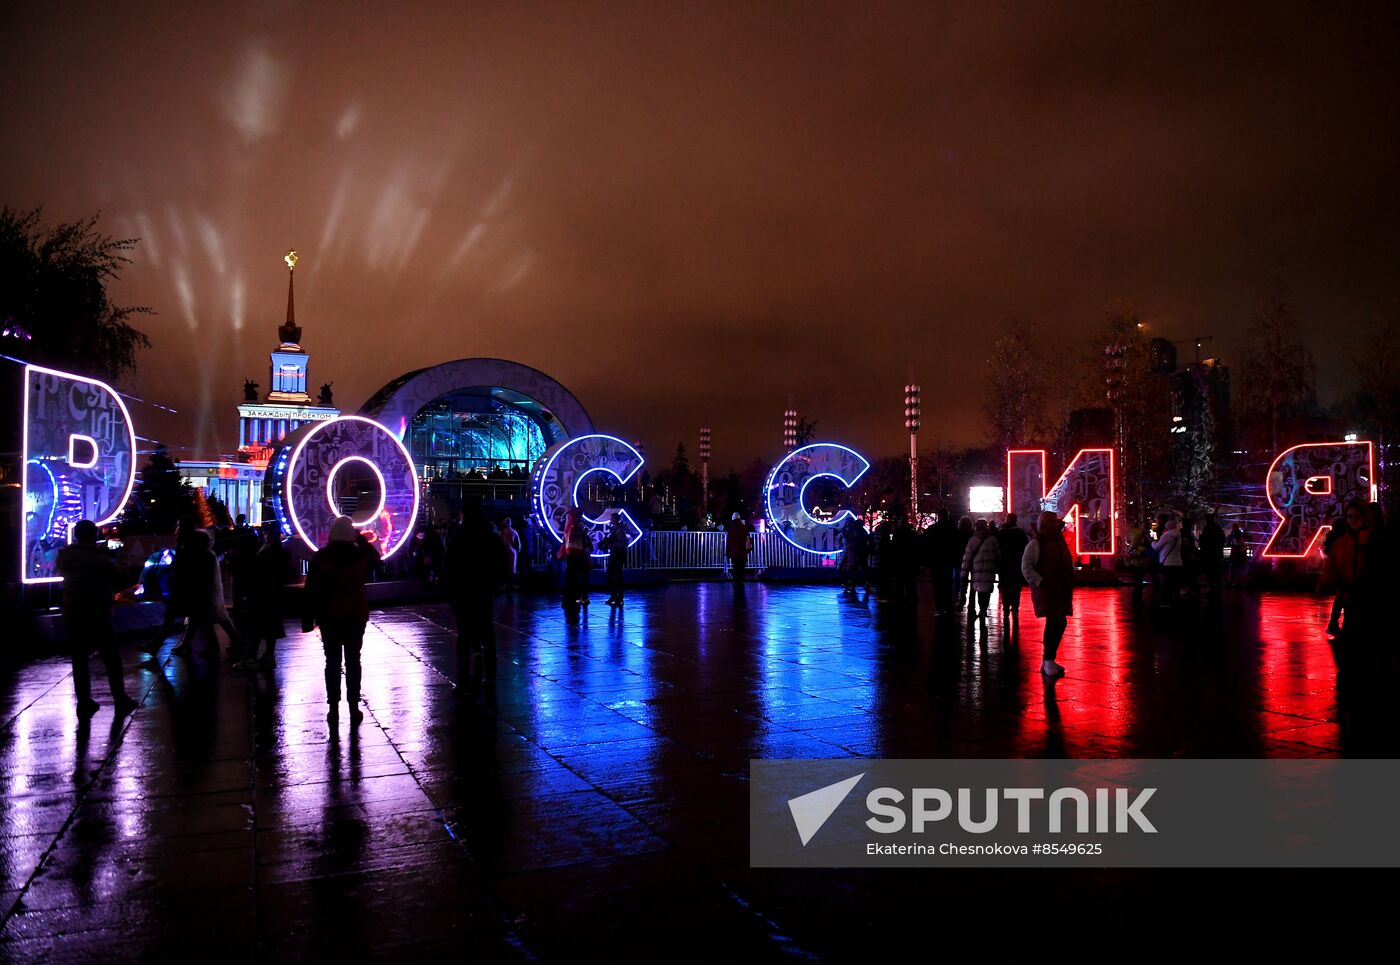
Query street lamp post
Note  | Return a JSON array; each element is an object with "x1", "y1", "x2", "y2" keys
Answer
[
  {"x1": 905, "y1": 381, "x2": 921, "y2": 521},
  {"x1": 699, "y1": 425, "x2": 711, "y2": 521}
]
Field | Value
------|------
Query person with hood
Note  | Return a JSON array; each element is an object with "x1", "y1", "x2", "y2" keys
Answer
[
  {"x1": 960, "y1": 519, "x2": 1002, "y2": 620},
  {"x1": 302, "y1": 516, "x2": 381, "y2": 722},
  {"x1": 170, "y1": 518, "x2": 246, "y2": 658},
  {"x1": 995, "y1": 513, "x2": 1030, "y2": 620},
  {"x1": 1152, "y1": 515, "x2": 1185, "y2": 606},
  {"x1": 56, "y1": 520, "x2": 139, "y2": 718},
  {"x1": 444, "y1": 503, "x2": 508, "y2": 691},
  {"x1": 559, "y1": 507, "x2": 593, "y2": 620},
  {"x1": 1021, "y1": 510, "x2": 1075, "y2": 678},
  {"x1": 725, "y1": 512, "x2": 752, "y2": 583},
  {"x1": 235, "y1": 521, "x2": 291, "y2": 670},
  {"x1": 840, "y1": 515, "x2": 870, "y2": 593}
]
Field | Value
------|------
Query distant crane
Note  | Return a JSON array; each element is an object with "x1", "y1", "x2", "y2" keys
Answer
[{"x1": 1172, "y1": 335, "x2": 1216, "y2": 364}]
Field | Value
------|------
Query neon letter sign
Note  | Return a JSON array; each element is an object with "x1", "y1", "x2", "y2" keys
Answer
[
  {"x1": 1261, "y1": 440, "x2": 1375, "y2": 558},
  {"x1": 1006, "y1": 448, "x2": 1115, "y2": 555},
  {"x1": 531, "y1": 434, "x2": 644, "y2": 558},
  {"x1": 21, "y1": 364, "x2": 137, "y2": 583},
  {"x1": 267, "y1": 415, "x2": 419, "y2": 559},
  {"x1": 764, "y1": 443, "x2": 870, "y2": 555}
]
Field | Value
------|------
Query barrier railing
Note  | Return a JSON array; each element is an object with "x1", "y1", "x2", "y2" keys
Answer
[{"x1": 533, "y1": 530, "x2": 833, "y2": 570}]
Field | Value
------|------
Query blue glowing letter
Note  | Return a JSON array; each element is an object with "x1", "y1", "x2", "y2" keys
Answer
[
  {"x1": 531, "y1": 434, "x2": 644, "y2": 558},
  {"x1": 268, "y1": 415, "x2": 420, "y2": 559},
  {"x1": 764, "y1": 443, "x2": 870, "y2": 555},
  {"x1": 21, "y1": 364, "x2": 137, "y2": 583}
]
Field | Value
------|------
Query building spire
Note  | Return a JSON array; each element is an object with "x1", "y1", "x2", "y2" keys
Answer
[
  {"x1": 278, "y1": 250, "x2": 302, "y2": 346},
  {"x1": 285, "y1": 249, "x2": 298, "y2": 324}
]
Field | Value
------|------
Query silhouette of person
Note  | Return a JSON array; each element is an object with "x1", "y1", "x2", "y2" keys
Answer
[
  {"x1": 1022, "y1": 510, "x2": 1075, "y2": 679},
  {"x1": 56, "y1": 520, "x2": 139, "y2": 718},
  {"x1": 443, "y1": 503, "x2": 507, "y2": 695},
  {"x1": 170, "y1": 518, "x2": 247, "y2": 658},
  {"x1": 235, "y1": 521, "x2": 291, "y2": 670},
  {"x1": 303, "y1": 516, "x2": 380, "y2": 722}
]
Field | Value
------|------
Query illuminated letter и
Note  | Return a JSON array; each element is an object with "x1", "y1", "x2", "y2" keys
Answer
[{"x1": 1006, "y1": 448, "x2": 1116, "y2": 555}]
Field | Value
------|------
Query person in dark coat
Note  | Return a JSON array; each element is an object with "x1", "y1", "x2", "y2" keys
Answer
[
  {"x1": 725, "y1": 513, "x2": 752, "y2": 583},
  {"x1": 952, "y1": 516, "x2": 974, "y2": 610},
  {"x1": 224, "y1": 514, "x2": 261, "y2": 655},
  {"x1": 1021, "y1": 510, "x2": 1075, "y2": 679},
  {"x1": 302, "y1": 516, "x2": 381, "y2": 722},
  {"x1": 1198, "y1": 513, "x2": 1226, "y2": 602},
  {"x1": 443, "y1": 504, "x2": 507, "y2": 692},
  {"x1": 170, "y1": 521, "x2": 246, "y2": 658},
  {"x1": 603, "y1": 513, "x2": 630, "y2": 606},
  {"x1": 888, "y1": 508, "x2": 921, "y2": 604},
  {"x1": 56, "y1": 520, "x2": 139, "y2": 718},
  {"x1": 559, "y1": 508, "x2": 593, "y2": 621},
  {"x1": 923, "y1": 512, "x2": 957, "y2": 615},
  {"x1": 235, "y1": 521, "x2": 291, "y2": 670},
  {"x1": 995, "y1": 513, "x2": 1030, "y2": 620}
]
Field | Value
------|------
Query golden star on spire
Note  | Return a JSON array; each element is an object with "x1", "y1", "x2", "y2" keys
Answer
[{"x1": 284, "y1": 249, "x2": 298, "y2": 271}]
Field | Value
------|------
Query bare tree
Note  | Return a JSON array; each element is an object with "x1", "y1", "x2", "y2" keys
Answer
[
  {"x1": 1237, "y1": 286, "x2": 1317, "y2": 454},
  {"x1": 981, "y1": 318, "x2": 1046, "y2": 450}
]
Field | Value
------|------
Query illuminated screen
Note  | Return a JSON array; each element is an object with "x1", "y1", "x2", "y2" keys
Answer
[{"x1": 968, "y1": 486, "x2": 1005, "y2": 514}]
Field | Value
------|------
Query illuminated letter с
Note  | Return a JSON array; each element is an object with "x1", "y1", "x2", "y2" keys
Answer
[{"x1": 531, "y1": 434, "x2": 645, "y2": 558}]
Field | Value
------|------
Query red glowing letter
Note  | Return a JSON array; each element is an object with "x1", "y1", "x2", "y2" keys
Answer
[
  {"x1": 1006, "y1": 448, "x2": 1116, "y2": 555},
  {"x1": 1261, "y1": 441, "x2": 1375, "y2": 558}
]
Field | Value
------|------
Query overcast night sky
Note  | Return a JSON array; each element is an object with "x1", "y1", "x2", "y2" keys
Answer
[{"x1": 3, "y1": 1, "x2": 1398, "y2": 466}]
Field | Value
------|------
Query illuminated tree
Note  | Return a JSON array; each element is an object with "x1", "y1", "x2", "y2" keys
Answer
[
  {"x1": 0, "y1": 208, "x2": 151, "y2": 381},
  {"x1": 128, "y1": 444, "x2": 195, "y2": 533}
]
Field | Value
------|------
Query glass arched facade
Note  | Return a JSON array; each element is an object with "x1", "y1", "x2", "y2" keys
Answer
[{"x1": 406, "y1": 391, "x2": 547, "y2": 480}]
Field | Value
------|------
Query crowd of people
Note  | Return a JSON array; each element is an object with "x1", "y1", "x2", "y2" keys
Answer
[
  {"x1": 840, "y1": 507, "x2": 1076, "y2": 678},
  {"x1": 52, "y1": 492, "x2": 1393, "y2": 717}
]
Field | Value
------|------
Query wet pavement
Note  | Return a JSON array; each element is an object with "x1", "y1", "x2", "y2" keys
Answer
[{"x1": 2, "y1": 583, "x2": 1395, "y2": 960}]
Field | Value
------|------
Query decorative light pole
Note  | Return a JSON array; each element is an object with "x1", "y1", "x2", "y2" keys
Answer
[
  {"x1": 783, "y1": 399, "x2": 797, "y2": 452},
  {"x1": 699, "y1": 425, "x2": 711, "y2": 519},
  {"x1": 904, "y1": 381, "x2": 921, "y2": 521}
]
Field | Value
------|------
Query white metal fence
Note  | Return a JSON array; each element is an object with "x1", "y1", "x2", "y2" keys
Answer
[{"x1": 534, "y1": 530, "x2": 834, "y2": 570}]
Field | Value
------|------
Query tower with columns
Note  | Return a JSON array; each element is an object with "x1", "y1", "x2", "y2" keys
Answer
[{"x1": 236, "y1": 250, "x2": 340, "y2": 467}]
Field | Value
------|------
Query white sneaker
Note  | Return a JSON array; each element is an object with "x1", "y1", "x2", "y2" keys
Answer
[{"x1": 1041, "y1": 660, "x2": 1065, "y2": 678}]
